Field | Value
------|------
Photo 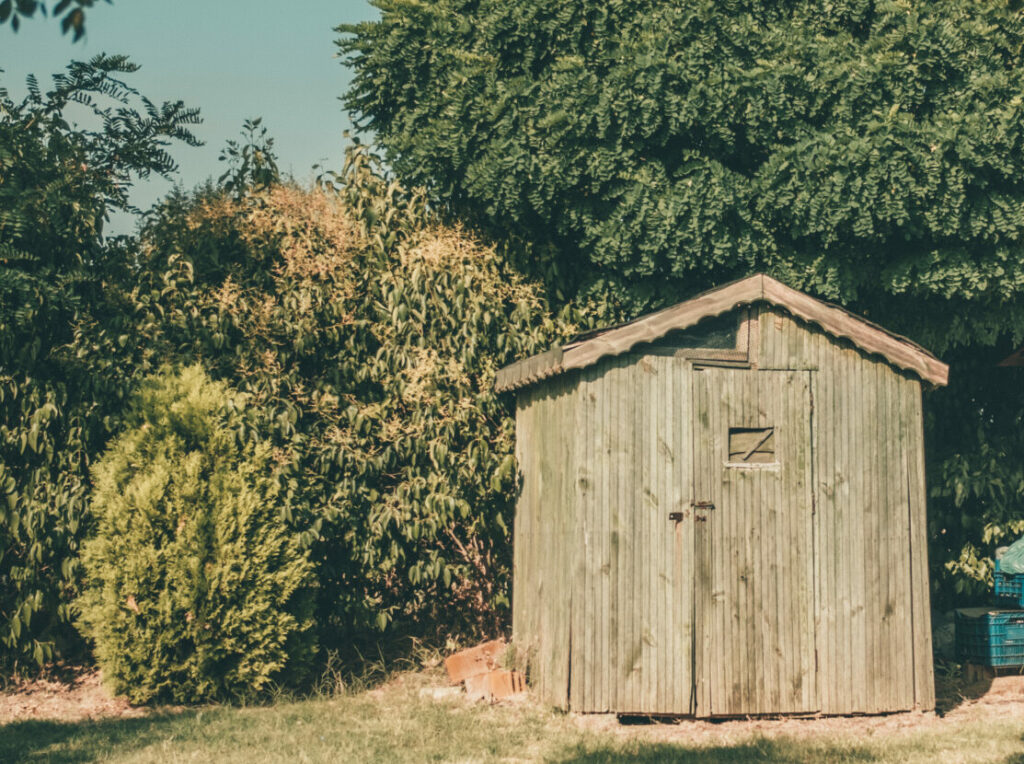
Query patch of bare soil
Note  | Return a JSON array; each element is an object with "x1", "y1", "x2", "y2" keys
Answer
[
  {"x1": 0, "y1": 668, "x2": 149, "y2": 724},
  {"x1": 573, "y1": 674, "x2": 1024, "y2": 744}
]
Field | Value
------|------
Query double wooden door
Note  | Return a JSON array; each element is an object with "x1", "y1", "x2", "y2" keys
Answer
[{"x1": 572, "y1": 362, "x2": 816, "y2": 716}]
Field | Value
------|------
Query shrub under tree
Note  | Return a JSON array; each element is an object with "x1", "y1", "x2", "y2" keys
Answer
[{"x1": 77, "y1": 365, "x2": 316, "y2": 704}]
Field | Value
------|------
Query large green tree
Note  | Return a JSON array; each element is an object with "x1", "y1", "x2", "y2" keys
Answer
[
  {"x1": 0, "y1": 54, "x2": 199, "y2": 668},
  {"x1": 340, "y1": 0, "x2": 1024, "y2": 601}
]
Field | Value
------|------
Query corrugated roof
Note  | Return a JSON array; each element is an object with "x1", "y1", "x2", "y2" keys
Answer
[{"x1": 494, "y1": 274, "x2": 949, "y2": 392}]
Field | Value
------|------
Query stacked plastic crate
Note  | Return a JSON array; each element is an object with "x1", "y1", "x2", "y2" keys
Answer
[{"x1": 955, "y1": 556, "x2": 1024, "y2": 669}]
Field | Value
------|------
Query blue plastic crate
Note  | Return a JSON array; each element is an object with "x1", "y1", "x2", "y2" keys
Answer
[
  {"x1": 994, "y1": 559, "x2": 1024, "y2": 608},
  {"x1": 956, "y1": 608, "x2": 1024, "y2": 668}
]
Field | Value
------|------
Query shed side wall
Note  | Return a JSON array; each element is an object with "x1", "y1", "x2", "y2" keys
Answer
[
  {"x1": 512, "y1": 376, "x2": 576, "y2": 709},
  {"x1": 758, "y1": 306, "x2": 934, "y2": 713}
]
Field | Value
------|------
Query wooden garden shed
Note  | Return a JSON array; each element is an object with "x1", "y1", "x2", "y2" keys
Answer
[{"x1": 496, "y1": 274, "x2": 949, "y2": 717}]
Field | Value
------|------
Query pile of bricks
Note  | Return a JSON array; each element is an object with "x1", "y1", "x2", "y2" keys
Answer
[{"x1": 443, "y1": 639, "x2": 526, "y2": 702}]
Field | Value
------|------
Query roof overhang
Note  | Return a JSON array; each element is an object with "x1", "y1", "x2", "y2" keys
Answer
[
  {"x1": 495, "y1": 274, "x2": 949, "y2": 392},
  {"x1": 999, "y1": 345, "x2": 1024, "y2": 367}
]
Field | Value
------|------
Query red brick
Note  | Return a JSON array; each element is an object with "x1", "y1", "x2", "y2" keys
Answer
[
  {"x1": 464, "y1": 669, "x2": 526, "y2": 702},
  {"x1": 444, "y1": 639, "x2": 505, "y2": 684}
]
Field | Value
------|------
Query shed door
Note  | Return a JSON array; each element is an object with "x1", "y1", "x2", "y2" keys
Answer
[{"x1": 692, "y1": 368, "x2": 817, "y2": 716}]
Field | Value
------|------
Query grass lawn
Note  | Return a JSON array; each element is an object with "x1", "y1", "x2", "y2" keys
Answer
[{"x1": 2, "y1": 670, "x2": 1024, "y2": 763}]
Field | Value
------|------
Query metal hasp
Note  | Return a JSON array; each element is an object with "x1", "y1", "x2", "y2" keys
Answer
[{"x1": 693, "y1": 501, "x2": 715, "y2": 510}]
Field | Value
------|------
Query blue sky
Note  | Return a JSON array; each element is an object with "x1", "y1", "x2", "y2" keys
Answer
[{"x1": 2, "y1": 0, "x2": 378, "y2": 232}]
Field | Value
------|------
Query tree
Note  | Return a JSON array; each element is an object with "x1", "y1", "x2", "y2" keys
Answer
[
  {"x1": 218, "y1": 117, "x2": 281, "y2": 199},
  {"x1": 0, "y1": 0, "x2": 108, "y2": 41},
  {"x1": 339, "y1": 0, "x2": 1024, "y2": 601},
  {"x1": 135, "y1": 148, "x2": 588, "y2": 647},
  {"x1": 0, "y1": 54, "x2": 199, "y2": 668}
]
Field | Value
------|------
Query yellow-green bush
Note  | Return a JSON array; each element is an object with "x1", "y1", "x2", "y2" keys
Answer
[{"x1": 76, "y1": 365, "x2": 316, "y2": 703}]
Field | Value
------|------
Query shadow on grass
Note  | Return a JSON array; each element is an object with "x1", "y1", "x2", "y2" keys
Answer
[
  {"x1": 555, "y1": 737, "x2": 879, "y2": 764},
  {"x1": 557, "y1": 735, "x2": 1024, "y2": 764},
  {"x1": 0, "y1": 712, "x2": 201, "y2": 764},
  {"x1": 934, "y1": 666, "x2": 995, "y2": 715}
]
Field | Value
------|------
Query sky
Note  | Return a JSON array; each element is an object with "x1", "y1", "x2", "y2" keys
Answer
[{"x1": 2, "y1": 0, "x2": 379, "y2": 233}]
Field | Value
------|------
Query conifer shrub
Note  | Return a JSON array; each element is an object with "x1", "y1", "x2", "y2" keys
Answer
[{"x1": 76, "y1": 365, "x2": 316, "y2": 704}]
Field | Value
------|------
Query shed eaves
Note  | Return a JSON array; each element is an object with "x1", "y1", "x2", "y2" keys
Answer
[
  {"x1": 999, "y1": 345, "x2": 1024, "y2": 367},
  {"x1": 494, "y1": 274, "x2": 949, "y2": 392}
]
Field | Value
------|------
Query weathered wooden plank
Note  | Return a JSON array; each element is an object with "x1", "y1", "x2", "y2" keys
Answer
[
  {"x1": 616, "y1": 358, "x2": 630, "y2": 711},
  {"x1": 676, "y1": 356, "x2": 695, "y2": 715},
  {"x1": 607, "y1": 362, "x2": 620, "y2": 712},
  {"x1": 655, "y1": 357, "x2": 669, "y2": 713},
  {"x1": 863, "y1": 361, "x2": 880, "y2": 712},
  {"x1": 545, "y1": 376, "x2": 575, "y2": 709},
  {"x1": 798, "y1": 371, "x2": 816, "y2": 712},
  {"x1": 595, "y1": 363, "x2": 608, "y2": 712},
  {"x1": 693, "y1": 368, "x2": 711, "y2": 716},
  {"x1": 511, "y1": 393, "x2": 529, "y2": 681},
  {"x1": 570, "y1": 371, "x2": 588, "y2": 711},
  {"x1": 580, "y1": 368, "x2": 597, "y2": 712},
  {"x1": 810, "y1": 363, "x2": 825, "y2": 714},
  {"x1": 637, "y1": 358, "x2": 652, "y2": 713},
  {"x1": 625, "y1": 358, "x2": 641, "y2": 713},
  {"x1": 563, "y1": 375, "x2": 578, "y2": 709},
  {"x1": 536, "y1": 387, "x2": 551, "y2": 704},
  {"x1": 895, "y1": 373, "x2": 915, "y2": 710},
  {"x1": 653, "y1": 357, "x2": 667, "y2": 714},
  {"x1": 883, "y1": 370, "x2": 903, "y2": 711},
  {"x1": 906, "y1": 380, "x2": 936, "y2": 710}
]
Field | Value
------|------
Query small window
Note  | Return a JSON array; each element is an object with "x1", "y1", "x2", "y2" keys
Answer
[
  {"x1": 634, "y1": 313, "x2": 739, "y2": 355},
  {"x1": 728, "y1": 427, "x2": 775, "y2": 464}
]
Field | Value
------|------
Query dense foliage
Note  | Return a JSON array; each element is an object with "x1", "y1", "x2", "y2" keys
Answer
[
  {"x1": 930, "y1": 357, "x2": 1024, "y2": 595},
  {"x1": 340, "y1": 0, "x2": 1024, "y2": 602},
  {"x1": 133, "y1": 149, "x2": 585, "y2": 647},
  {"x1": 0, "y1": 59, "x2": 580, "y2": 671},
  {"x1": 0, "y1": 55, "x2": 199, "y2": 668},
  {"x1": 77, "y1": 365, "x2": 315, "y2": 704},
  {"x1": 339, "y1": 0, "x2": 1024, "y2": 340},
  {"x1": 0, "y1": 0, "x2": 107, "y2": 40}
]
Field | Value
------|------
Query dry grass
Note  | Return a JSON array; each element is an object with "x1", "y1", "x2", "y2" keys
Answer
[{"x1": 1, "y1": 667, "x2": 1023, "y2": 763}]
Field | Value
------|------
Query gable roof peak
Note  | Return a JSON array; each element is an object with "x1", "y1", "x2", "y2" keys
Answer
[{"x1": 495, "y1": 273, "x2": 949, "y2": 392}]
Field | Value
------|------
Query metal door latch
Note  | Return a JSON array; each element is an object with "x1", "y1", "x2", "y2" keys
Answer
[
  {"x1": 693, "y1": 501, "x2": 715, "y2": 510},
  {"x1": 668, "y1": 511, "x2": 685, "y2": 522}
]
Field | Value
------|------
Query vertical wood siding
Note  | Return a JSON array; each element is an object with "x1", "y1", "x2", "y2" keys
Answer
[
  {"x1": 512, "y1": 376, "x2": 576, "y2": 708},
  {"x1": 512, "y1": 302, "x2": 935, "y2": 715},
  {"x1": 693, "y1": 368, "x2": 816, "y2": 716},
  {"x1": 758, "y1": 305, "x2": 933, "y2": 713},
  {"x1": 568, "y1": 355, "x2": 694, "y2": 714}
]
